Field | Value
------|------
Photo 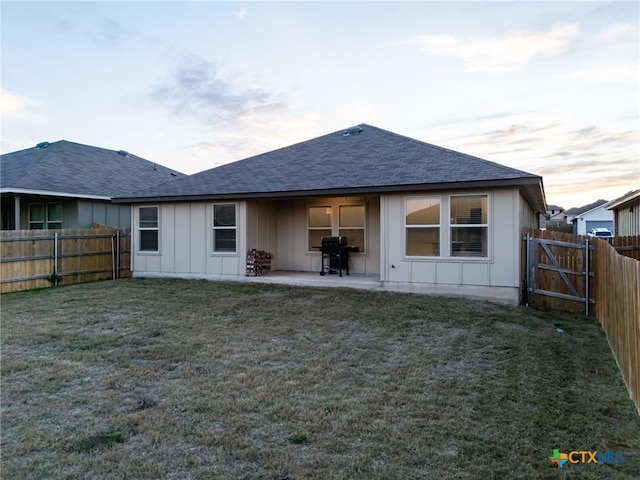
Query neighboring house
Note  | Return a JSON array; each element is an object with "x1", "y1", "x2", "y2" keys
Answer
[
  {"x1": 607, "y1": 189, "x2": 640, "y2": 236},
  {"x1": 114, "y1": 124, "x2": 546, "y2": 305},
  {"x1": 539, "y1": 204, "x2": 567, "y2": 230},
  {"x1": 0, "y1": 140, "x2": 185, "y2": 230},
  {"x1": 570, "y1": 201, "x2": 614, "y2": 236}
]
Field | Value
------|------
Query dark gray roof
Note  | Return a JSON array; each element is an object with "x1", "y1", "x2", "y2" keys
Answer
[
  {"x1": 114, "y1": 124, "x2": 546, "y2": 210},
  {"x1": 1, "y1": 140, "x2": 185, "y2": 198},
  {"x1": 565, "y1": 199, "x2": 609, "y2": 217}
]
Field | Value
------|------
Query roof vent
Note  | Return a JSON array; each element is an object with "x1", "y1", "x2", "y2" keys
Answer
[
  {"x1": 117, "y1": 150, "x2": 129, "y2": 157},
  {"x1": 36, "y1": 141, "x2": 50, "y2": 148},
  {"x1": 343, "y1": 126, "x2": 363, "y2": 136}
]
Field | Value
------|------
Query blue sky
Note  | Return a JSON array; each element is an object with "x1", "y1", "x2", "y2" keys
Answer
[{"x1": 2, "y1": 0, "x2": 638, "y2": 208}]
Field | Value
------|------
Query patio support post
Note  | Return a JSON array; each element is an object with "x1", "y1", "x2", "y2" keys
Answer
[{"x1": 14, "y1": 195, "x2": 21, "y2": 230}]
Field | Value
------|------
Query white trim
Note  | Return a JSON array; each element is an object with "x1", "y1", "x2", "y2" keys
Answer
[
  {"x1": 404, "y1": 194, "x2": 442, "y2": 257},
  {"x1": 212, "y1": 202, "x2": 238, "y2": 254},
  {"x1": 0, "y1": 188, "x2": 111, "y2": 201},
  {"x1": 138, "y1": 205, "x2": 160, "y2": 253}
]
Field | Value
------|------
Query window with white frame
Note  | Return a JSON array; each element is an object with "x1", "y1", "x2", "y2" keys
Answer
[
  {"x1": 339, "y1": 205, "x2": 365, "y2": 252},
  {"x1": 139, "y1": 206, "x2": 159, "y2": 252},
  {"x1": 405, "y1": 197, "x2": 440, "y2": 256},
  {"x1": 213, "y1": 204, "x2": 236, "y2": 252},
  {"x1": 450, "y1": 195, "x2": 488, "y2": 257},
  {"x1": 28, "y1": 203, "x2": 62, "y2": 229},
  {"x1": 308, "y1": 206, "x2": 332, "y2": 251}
]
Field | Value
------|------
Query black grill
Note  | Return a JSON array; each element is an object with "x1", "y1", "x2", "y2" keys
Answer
[{"x1": 316, "y1": 236, "x2": 359, "y2": 276}]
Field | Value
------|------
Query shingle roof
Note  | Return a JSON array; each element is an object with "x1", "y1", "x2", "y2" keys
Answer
[
  {"x1": 1, "y1": 140, "x2": 185, "y2": 198},
  {"x1": 114, "y1": 124, "x2": 545, "y2": 209}
]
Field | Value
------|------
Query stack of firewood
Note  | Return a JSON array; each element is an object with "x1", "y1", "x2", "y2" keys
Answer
[{"x1": 246, "y1": 249, "x2": 272, "y2": 277}]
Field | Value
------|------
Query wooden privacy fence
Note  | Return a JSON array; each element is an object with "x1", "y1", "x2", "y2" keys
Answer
[
  {"x1": 523, "y1": 228, "x2": 640, "y2": 415},
  {"x1": 609, "y1": 234, "x2": 640, "y2": 261},
  {"x1": 593, "y1": 237, "x2": 640, "y2": 416},
  {"x1": 522, "y1": 228, "x2": 592, "y2": 314},
  {"x1": 0, "y1": 228, "x2": 131, "y2": 293}
]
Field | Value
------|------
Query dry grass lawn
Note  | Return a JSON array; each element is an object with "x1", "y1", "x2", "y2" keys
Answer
[{"x1": 1, "y1": 278, "x2": 639, "y2": 479}]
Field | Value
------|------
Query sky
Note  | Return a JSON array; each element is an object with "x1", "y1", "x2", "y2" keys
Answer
[{"x1": 1, "y1": 0, "x2": 638, "y2": 209}]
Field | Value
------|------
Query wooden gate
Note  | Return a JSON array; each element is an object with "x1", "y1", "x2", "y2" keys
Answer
[{"x1": 524, "y1": 230, "x2": 594, "y2": 315}]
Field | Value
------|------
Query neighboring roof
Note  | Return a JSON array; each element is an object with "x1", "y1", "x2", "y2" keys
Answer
[
  {"x1": 114, "y1": 124, "x2": 546, "y2": 210},
  {"x1": 607, "y1": 189, "x2": 640, "y2": 210},
  {"x1": 565, "y1": 199, "x2": 608, "y2": 218},
  {"x1": 570, "y1": 201, "x2": 613, "y2": 222},
  {"x1": 1, "y1": 140, "x2": 185, "y2": 199}
]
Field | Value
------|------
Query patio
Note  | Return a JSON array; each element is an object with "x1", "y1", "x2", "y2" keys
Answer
[{"x1": 243, "y1": 270, "x2": 383, "y2": 291}]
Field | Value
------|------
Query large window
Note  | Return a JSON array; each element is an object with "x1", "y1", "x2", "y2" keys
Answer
[
  {"x1": 28, "y1": 203, "x2": 62, "y2": 229},
  {"x1": 450, "y1": 195, "x2": 488, "y2": 257},
  {"x1": 308, "y1": 206, "x2": 332, "y2": 250},
  {"x1": 339, "y1": 205, "x2": 365, "y2": 251},
  {"x1": 139, "y1": 206, "x2": 159, "y2": 252},
  {"x1": 213, "y1": 204, "x2": 236, "y2": 252},
  {"x1": 308, "y1": 204, "x2": 367, "y2": 251},
  {"x1": 405, "y1": 197, "x2": 440, "y2": 256}
]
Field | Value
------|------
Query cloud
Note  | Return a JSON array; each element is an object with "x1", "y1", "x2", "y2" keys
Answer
[
  {"x1": 233, "y1": 8, "x2": 247, "y2": 19},
  {"x1": 149, "y1": 54, "x2": 286, "y2": 126},
  {"x1": 0, "y1": 89, "x2": 42, "y2": 121},
  {"x1": 45, "y1": 4, "x2": 131, "y2": 47},
  {"x1": 406, "y1": 23, "x2": 580, "y2": 72},
  {"x1": 600, "y1": 24, "x2": 637, "y2": 43}
]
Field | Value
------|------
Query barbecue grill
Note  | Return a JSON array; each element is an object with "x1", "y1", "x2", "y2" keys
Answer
[{"x1": 316, "y1": 236, "x2": 359, "y2": 276}]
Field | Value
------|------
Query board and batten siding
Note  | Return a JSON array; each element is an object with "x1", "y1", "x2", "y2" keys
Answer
[
  {"x1": 380, "y1": 188, "x2": 526, "y2": 304},
  {"x1": 275, "y1": 196, "x2": 380, "y2": 275},
  {"x1": 131, "y1": 201, "x2": 246, "y2": 277},
  {"x1": 132, "y1": 197, "x2": 381, "y2": 278}
]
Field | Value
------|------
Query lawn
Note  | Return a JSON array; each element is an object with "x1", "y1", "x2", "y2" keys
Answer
[{"x1": 1, "y1": 278, "x2": 639, "y2": 479}]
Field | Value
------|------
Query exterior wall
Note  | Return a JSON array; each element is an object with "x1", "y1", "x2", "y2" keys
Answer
[
  {"x1": 131, "y1": 197, "x2": 380, "y2": 278},
  {"x1": 131, "y1": 201, "x2": 246, "y2": 277},
  {"x1": 0, "y1": 194, "x2": 130, "y2": 230},
  {"x1": 246, "y1": 200, "x2": 279, "y2": 267},
  {"x1": 130, "y1": 189, "x2": 533, "y2": 305},
  {"x1": 572, "y1": 205, "x2": 614, "y2": 235},
  {"x1": 77, "y1": 200, "x2": 131, "y2": 229},
  {"x1": 380, "y1": 188, "x2": 523, "y2": 304},
  {"x1": 519, "y1": 192, "x2": 539, "y2": 229},
  {"x1": 275, "y1": 196, "x2": 380, "y2": 275},
  {"x1": 613, "y1": 201, "x2": 640, "y2": 236}
]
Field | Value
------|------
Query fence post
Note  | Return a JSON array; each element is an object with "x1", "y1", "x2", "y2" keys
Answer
[
  {"x1": 116, "y1": 230, "x2": 121, "y2": 279},
  {"x1": 525, "y1": 232, "x2": 531, "y2": 306},
  {"x1": 54, "y1": 232, "x2": 59, "y2": 286},
  {"x1": 585, "y1": 237, "x2": 589, "y2": 317},
  {"x1": 110, "y1": 234, "x2": 116, "y2": 280}
]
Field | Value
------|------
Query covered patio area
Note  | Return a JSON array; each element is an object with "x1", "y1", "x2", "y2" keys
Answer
[{"x1": 242, "y1": 270, "x2": 382, "y2": 291}]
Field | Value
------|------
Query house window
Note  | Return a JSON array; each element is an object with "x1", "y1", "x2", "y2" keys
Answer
[
  {"x1": 213, "y1": 204, "x2": 236, "y2": 252},
  {"x1": 47, "y1": 203, "x2": 62, "y2": 229},
  {"x1": 139, "y1": 206, "x2": 159, "y2": 252},
  {"x1": 450, "y1": 195, "x2": 488, "y2": 257},
  {"x1": 339, "y1": 205, "x2": 365, "y2": 252},
  {"x1": 405, "y1": 197, "x2": 440, "y2": 256},
  {"x1": 28, "y1": 204, "x2": 45, "y2": 229},
  {"x1": 27, "y1": 203, "x2": 62, "y2": 229},
  {"x1": 308, "y1": 206, "x2": 332, "y2": 251}
]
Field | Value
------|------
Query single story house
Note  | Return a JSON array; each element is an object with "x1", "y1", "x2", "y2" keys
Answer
[
  {"x1": 570, "y1": 201, "x2": 614, "y2": 236},
  {"x1": 0, "y1": 140, "x2": 185, "y2": 230},
  {"x1": 114, "y1": 124, "x2": 546, "y2": 304},
  {"x1": 607, "y1": 189, "x2": 640, "y2": 236}
]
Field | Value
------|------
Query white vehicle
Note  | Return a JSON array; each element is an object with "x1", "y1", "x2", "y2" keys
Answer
[{"x1": 587, "y1": 227, "x2": 613, "y2": 238}]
